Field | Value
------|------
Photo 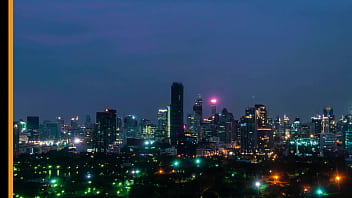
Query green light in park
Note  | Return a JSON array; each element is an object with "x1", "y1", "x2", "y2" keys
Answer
[
  {"x1": 173, "y1": 160, "x2": 180, "y2": 167},
  {"x1": 50, "y1": 179, "x2": 57, "y2": 184},
  {"x1": 195, "y1": 158, "x2": 201, "y2": 164},
  {"x1": 316, "y1": 188, "x2": 324, "y2": 195}
]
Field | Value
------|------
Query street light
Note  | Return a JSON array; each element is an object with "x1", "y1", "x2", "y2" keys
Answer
[
  {"x1": 335, "y1": 175, "x2": 341, "y2": 191},
  {"x1": 273, "y1": 175, "x2": 279, "y2": 184},
  {"x1": 195, "y1": 158, "x2": 201, "y2": 166},
  {"x1": 316, "y1": 188, "x2": 324, "y2": 196},
  {"x1": 173, "y1": 160, "x2": 180, "y2": 167},
  {"x1": 255, "y1": 181, "x2": 261, "y2": 197}
]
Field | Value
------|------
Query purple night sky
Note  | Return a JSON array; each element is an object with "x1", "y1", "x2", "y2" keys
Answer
[{"x1": 14, "y1": 0, "x2": 352, "y2": 123}]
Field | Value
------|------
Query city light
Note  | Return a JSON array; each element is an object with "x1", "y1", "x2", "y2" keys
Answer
[
  {"x1": 316, "y1": 188, "x2": 324, "y2": 196},
  {"x1": 210, "y1": 98, "x2": 217, "y2": 104},
  {"x1": 255, "y1": 181, "x2": 261, "y2": 187},
  {"x1": 195, "y1": 158, "x2": 201, "y2": 165},
  {"x1": 173, "y1": 160, "x2": 180, "y2": 167},
  {"x1": 73, "y1": 138, "x2": 80, "y2": 144}
]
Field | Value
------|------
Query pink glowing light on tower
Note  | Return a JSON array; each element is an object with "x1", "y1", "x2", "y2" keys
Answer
[
  {"x1": 210, "y1": 98, "x2": 218, "y2": 116},
  {"x1": 210, "y1": 98, "x2": 217, "y2": 104}
]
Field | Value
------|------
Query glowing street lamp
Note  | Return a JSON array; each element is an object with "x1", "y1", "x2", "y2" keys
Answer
[
  {"x1": 173, "y1": 160, "x2": 180, "y2": 167},
  {"x1": 316, "y1": 188, "x2": 324, "y2": 196},
  {"x1": 195, "y1": 158, "x2": 201, "y2": 165},
  {"x1": 335, "y1": 175, "x2": 342, "y2": 191},
  {"x1": 273, "y1": 175, "x2": 279, "y2": 184},
  {"x1": 255, "y1": 181, "x2": 261, "y2": 196}
]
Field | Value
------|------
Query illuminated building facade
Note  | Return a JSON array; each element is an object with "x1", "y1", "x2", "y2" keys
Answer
[
  {"x1": 255, "y1": 104, "x2": 268, "y2": 128},
  {"x1": 95, "y1": 108, "x2": 117, "y2": 152},
  {"x1": 283, "y1": 115, "x2": 290, "y2": 141},
  {"x1": 288, "y1": 138, "x2": 319, "y2": 156},
  {"x1": 240, "y1": 107, "x2": 256, "y2": 154},
  {"x1": 254, "y1": 104, "x2": 273, "y2": 154},
  {"x1": 170, "y1": 82, "x2": 184, "y2": 146},
  {"x1": 155, "y1": 108, "x2": 168, "y2": 141},
  {"x1": 290, "y1": 117, "x2": 301, "y2": 138},
  {"x1": 342, "y1": 114, "x2": 352, "y2": 154},
  {"x1": 140, "y1": 118, "x2": 155, "y2": 140},
  {"x1": 323, "y1": 106, "x2": 336, "y2": 133}
]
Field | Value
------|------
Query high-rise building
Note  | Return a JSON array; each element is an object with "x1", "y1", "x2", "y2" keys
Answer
[
  {"x1": 323, "y1": 106, "x2": 335, "y2": 133},
  {"x1": 94, "y1": 108, "x2": 117, "y2": 152},
  {"x1": 342, "y1": 114, "x2": 352, "y2": 154},
  {"x1": 192, "y1": 95, "x2": 203, "y2": 139},
  {"x1": 170, "y1": 82, "x2": 184, "y2": 146},
  {"x1": 311, "y1": 115, "x2": 322, "y2": 134},
  {"x1": 140, "y1": 118, "x2": 153, "y2": 139},
  {"x1": 217, "y1": 108, "x2": 235, "y2": 144},
  {"x1": 254, "y1": 104, "x2": 273, "y2": 154},
  {"x1": 254, "y1": 104, "x2": 268, "y2": 128},
  {"x1": 240, "y1": 107, "x2": 256, "y2": 154},
  {"x1": 290, "y1": 117, "x2": 301, "y2": 138},
  {"x1": 155, "y1": 108, "x2": 168, "y2": 141},
  {"x1": 273, "y1": 116, "x2": 283, "y2": 143},
  {"x1": 13, "y1": 122, "x2": 21, "y2": 155},
  {"x1": 123, "y1": 115, "x2": 138, "y2": 139},
  {"x1": 283, "y1": 115, "x2": 290, "y2": 141},
  {"x1": 27, "y1": 116, "x2": 39, "y2": 141}
]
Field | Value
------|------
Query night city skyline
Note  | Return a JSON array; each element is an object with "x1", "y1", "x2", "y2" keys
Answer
[
  {"x1": 12, "y1": 1, "x2": 352, "y2": 197},
  {"x1": 14, "y1": 0, "x2": 352, "y2": 123}
]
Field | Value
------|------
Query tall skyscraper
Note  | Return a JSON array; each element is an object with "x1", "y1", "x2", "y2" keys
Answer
[
  {"x1": 95, "y1": 108, "x2": 117, "y2": 152},
  {"x1": 170, "y1": 82, "x2": 184, "y2": 146},
  {"x1": 192, "y1": 95, "x2": 203, "y2": 139},
  {"x1": 240, "y1": 107, "x2": 256, "y2": 154},
  {"x1": 240, "y1": 105, "x2": 273, "y2": 155},
  {"x1": 123, "y1": 115, "x2": 138, "y2": 139},
  {"x1": 254, "y1": 104, "x2": 268, "y2": 128},
  {"x1": 218, "y1": 108, "x2": 235, "y2": 144},
  {"x1": 156, "y1": 108, "x2": 168, "y2": 141},
  {"x1": 311, "y1": 115, "x2": 322, "y2": 134},
  {"x1": 254, "y1": 104, "x2": 272, "y2": 154}
]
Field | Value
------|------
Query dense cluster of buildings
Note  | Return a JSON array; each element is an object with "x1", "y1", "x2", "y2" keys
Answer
[{"x1": 13, "y1": 82, "x2": 352, "y2": 160}]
